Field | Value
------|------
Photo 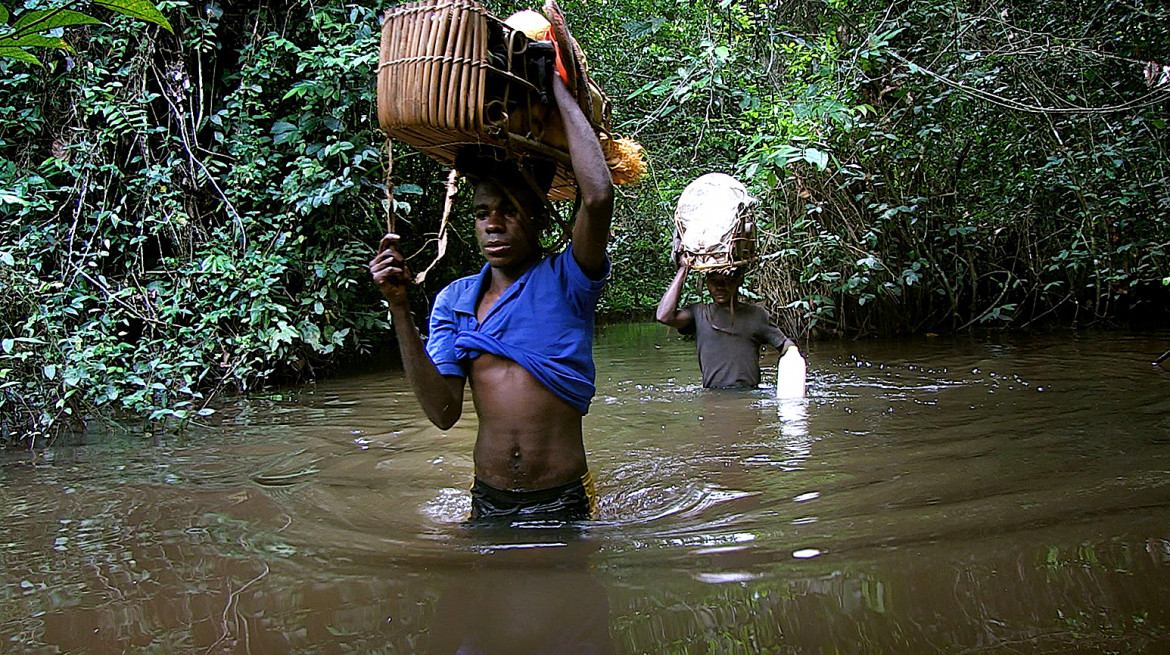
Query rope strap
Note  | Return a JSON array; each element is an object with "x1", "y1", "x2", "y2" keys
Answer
[
  {"x1": 378, "y1": 56, "x2": 488, "y2": 70},
  {"x1": 385, "y1": 1, "x2": 488, "y2": 19},
  {"x1": 412, "y1": 168, "x2": 460, "y2": 285}
]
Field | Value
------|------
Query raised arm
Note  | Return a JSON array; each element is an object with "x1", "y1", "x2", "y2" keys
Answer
[
  {"x1": 552, "y1": 76, "x2": 613, "y2": 279},
  {"x1": 370, "y1": 233, "x2": 465, "y2": 429},
  {"x1": 656, "y1": 264, "x2": 695, "y2": 330}
]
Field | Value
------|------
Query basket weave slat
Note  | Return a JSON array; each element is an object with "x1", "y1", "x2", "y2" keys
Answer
[
  {"x1": 452, "y1": 5, "x2": 470, "y2": 128},
  {"x1": 402, "y1": 0, "x2": 425, "y2": 126},
  {"x1": 456, "y1": 7, "x2": 475, "y2": 130},
  {"x1": 437, "y1": 8, "x2": 456, "y2": 128},
  {"x1": 411, "y1": 0, "x2": 434, "y2": 127},
  {"x1": 375, "y1": 12, "x2": 394, "y2": 132},
  {"x1": 471, "y1": 7, "x2": 486, "y2": 134},
  {"x1": 423, "y1": 0, "x2": 445, "y2": 128},
  {"x1": 461, "y1": 9, "x2": 479, "y2": 131},
  {"x1": 422, "y1": 2, "x2": 441, "y2": 126}
]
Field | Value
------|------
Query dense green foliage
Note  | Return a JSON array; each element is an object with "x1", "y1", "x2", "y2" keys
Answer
[
  {"x1": 1, "y1": 0, "x2": 391, "y2": 444},
  {"x1": 0, "y1": 0, "x2": 172, "y2": 66},
  {"x1": 573, "y1": 0, "x2": 1170, "y2": 337},
  {"x1": 2, "y1": 0, "x2": 1168, "y2": 445}
]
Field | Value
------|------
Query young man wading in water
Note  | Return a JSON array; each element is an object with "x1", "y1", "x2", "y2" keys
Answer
[
  {"x1": 656, "y1": 265, "x2": 796, "y2": 389},
  {"x1": 369, "y1": 76, "x2": 613, "y2": 522}
]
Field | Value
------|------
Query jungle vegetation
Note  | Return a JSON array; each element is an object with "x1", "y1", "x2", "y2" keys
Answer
[{"x1": 1, "y1": 0, "x2": 1167, "y2": 445}]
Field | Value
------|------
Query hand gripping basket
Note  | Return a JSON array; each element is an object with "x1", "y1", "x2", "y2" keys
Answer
[
  {"x1": 376, "y1": 0, "x2": 615, "y2": 201},
  {"x1": 673, "y1": 173, "x2": 757, "y2": 272}
]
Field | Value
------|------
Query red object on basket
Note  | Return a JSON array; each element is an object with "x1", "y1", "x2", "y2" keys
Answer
[{"x1": 550, "y1": 37, "x2": 569, "y2": 85}]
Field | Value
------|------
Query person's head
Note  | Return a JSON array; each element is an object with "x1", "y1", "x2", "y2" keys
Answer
[
  {"x1": 456, "y1": 149, "x2": 556, "y2": 273},
  {"x1": 705, "y1": 268, "x2": 745, "y2": 307}
]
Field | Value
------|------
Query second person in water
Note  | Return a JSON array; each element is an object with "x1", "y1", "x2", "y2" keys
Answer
[{"x1": 656, "y1": 264, "x2": 797, "y2": 389}]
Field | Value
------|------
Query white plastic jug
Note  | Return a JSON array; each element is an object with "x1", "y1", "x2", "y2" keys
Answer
[{"x1": 776, "y1": 345, "x2": 806, "y2": 399}]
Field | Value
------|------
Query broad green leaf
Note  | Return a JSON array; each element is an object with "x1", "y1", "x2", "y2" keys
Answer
[
  {"x1": 0, "y1": 47, "x2": 42, "y2": 65},
  {"x1": 622, "y1": 18, "x2": 664, "y2": 40},
  {"x1": 0, "y1": 6, "x2": 8, "y2": 23},
  {"x1": 92, "y1": 0, "x2": 173, "y2": 32},
  {"x1": 803, "y1": 148, "x2": 829, "y2": 170},
  {"x1": 0, "y1": 35, "x2": 72, "y2": 51},
  {"x1": 14, "y1": 9, "x2": 103, "y2": 33}
]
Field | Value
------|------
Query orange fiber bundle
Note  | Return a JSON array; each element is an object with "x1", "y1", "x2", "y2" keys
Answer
[{"x1": 600, "y1": 134, "x2": 647, "y2": 186}]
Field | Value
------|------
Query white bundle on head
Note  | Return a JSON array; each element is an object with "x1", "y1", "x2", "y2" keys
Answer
[{"x1": 674, "y1": 173, "x2": 756, "y2": 271}]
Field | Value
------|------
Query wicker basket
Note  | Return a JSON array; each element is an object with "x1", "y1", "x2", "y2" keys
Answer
[
  {"x1": 377, "y1": 0, "x2": 605, "y2": 201},
  {"x1": 673, "y1": 173, "x2": 757, "y2": 272}
]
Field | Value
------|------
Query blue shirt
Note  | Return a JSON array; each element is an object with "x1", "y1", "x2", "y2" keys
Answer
[{"x1": 425, "y1": 248, "x2": 609, "y2": 414}]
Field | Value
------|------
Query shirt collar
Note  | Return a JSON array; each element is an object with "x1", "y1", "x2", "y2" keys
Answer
[
  {"x1": 452, "y1": 263, "x2": 492, "y2": 317},
  {"x1": 452, "y1": 259, "x2": 539, "y2": 317}
]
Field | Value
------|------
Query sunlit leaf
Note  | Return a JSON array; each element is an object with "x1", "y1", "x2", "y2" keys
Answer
[
  {"x1": 92, "y1": 0, "x2": 173, "y2": 32},
  {"x1": 0, "y1": 34, "x2": 72, "y2": 51},
  {"x1": 803, "y1": 148, "x2": 829, "y2": 170},
  {"x1": 0, "y1": 47, "x2": 42, "y2": 65},
  {"x1": 13, "y1": 9, "x2": 103, "y2": 33}
]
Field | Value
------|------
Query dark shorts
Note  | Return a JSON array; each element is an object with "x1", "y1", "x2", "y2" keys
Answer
[{"x1": 469, "y1": 472, "x2": 597, "y2": 522}]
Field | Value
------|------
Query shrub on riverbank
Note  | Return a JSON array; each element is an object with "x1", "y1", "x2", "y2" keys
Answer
[{"x1": 0, "y1": 2, "x2": 395, "y2": 444}]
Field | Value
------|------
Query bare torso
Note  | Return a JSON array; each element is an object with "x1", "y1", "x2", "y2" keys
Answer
[{"x1": 467, "y1": 353, "x2": 588, "y2": 490}]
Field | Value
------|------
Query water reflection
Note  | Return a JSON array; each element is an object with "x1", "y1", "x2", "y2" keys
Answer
[
  {"x1": 775, "y1": 398, "x2": 808, "y2": 436},
  {"x1": 429, "y1": 530, "x2": 613, "y2": 655}
]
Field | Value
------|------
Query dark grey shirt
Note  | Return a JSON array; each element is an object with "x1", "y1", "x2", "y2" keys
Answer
[{"x1": 681, "y1": 303, "x2": 791, "y2": 389}]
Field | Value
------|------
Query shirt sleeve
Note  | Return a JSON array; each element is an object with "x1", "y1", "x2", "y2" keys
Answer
[
  {"x1": 554, "y1": 247, "x2": 610, "y2": 316},
  {"x1": 678, "y1": 303, "x2": 699, "y2": 336},
  {"x1": 425, "y1": 285, "x2": 467, "y2": 378},
  {"x1": 755, "y1": 306, "x2": 792, "y2": 350}
]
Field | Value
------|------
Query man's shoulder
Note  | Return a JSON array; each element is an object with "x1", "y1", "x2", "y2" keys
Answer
[
  {"x1": 441, "y1": 271, "x2": 483, "y2": 291},
  {"x1": 534, "y1": 247, "x2": 607, "y2": 288},
  {"x1": 743, "y1": 302, "x2": 775, "y2": 325},
  {"x1": 432, "y1": 270, "x2": 483, "y2": 311},
  {"x1": 541, "y1": 247, "x2": 573, "y2": 269},
  {"x1": 692, "y1": 303, "x2": 770, "y2": 330}
]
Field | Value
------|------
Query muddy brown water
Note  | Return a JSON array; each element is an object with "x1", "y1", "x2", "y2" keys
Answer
[{"x1": 2, "y1": 324, "x2": 1169, "y2": 654}]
